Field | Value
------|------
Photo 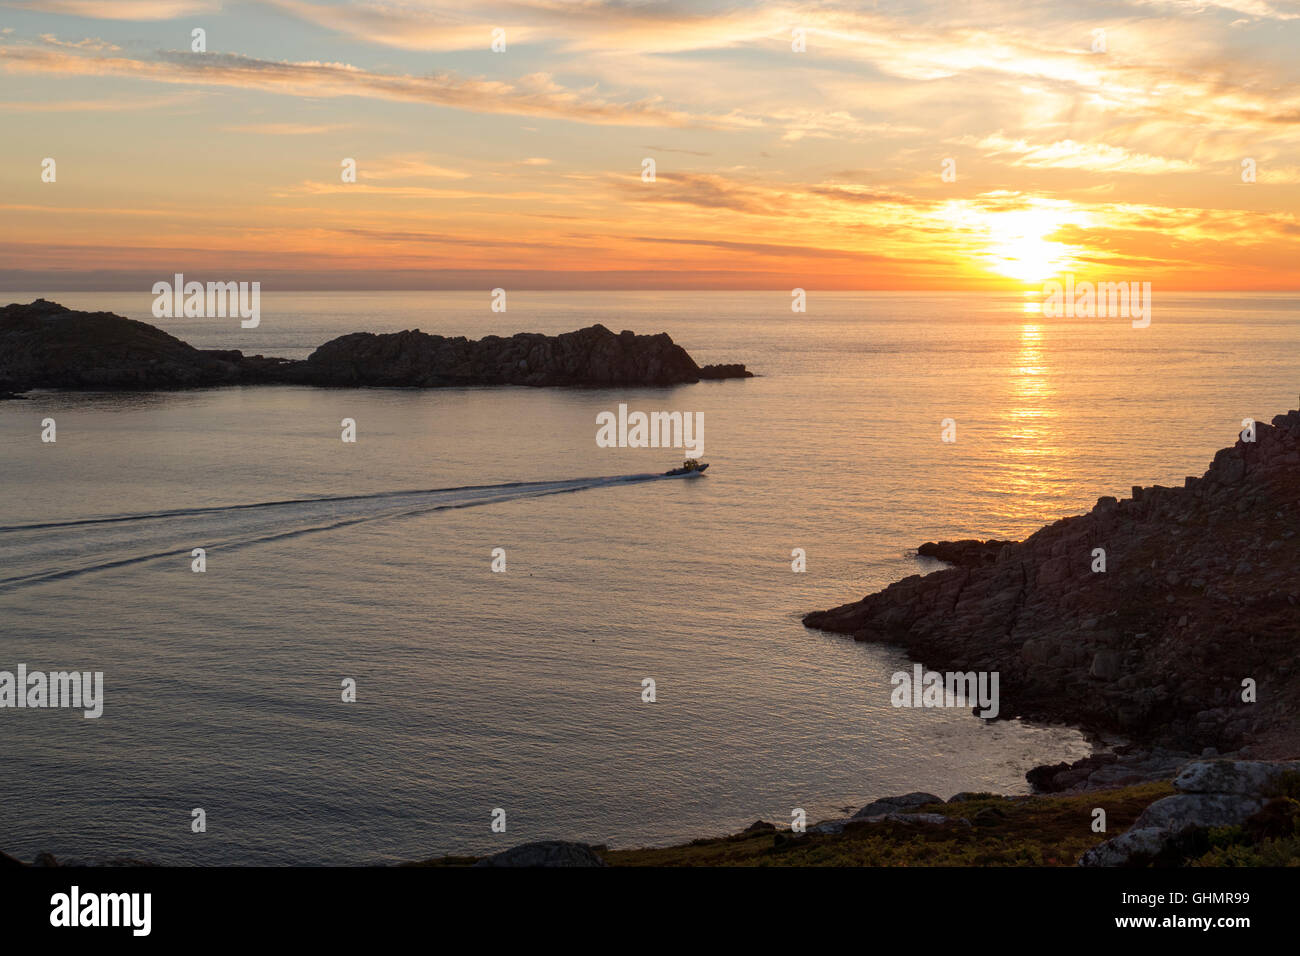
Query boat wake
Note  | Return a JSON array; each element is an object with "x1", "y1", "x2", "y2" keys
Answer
[{"x1": 0, "y1": 473, "x2": 669, "y2": 592}]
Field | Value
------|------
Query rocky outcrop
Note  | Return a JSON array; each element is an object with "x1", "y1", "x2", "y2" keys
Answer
[
  {"x1": 805, "y1": 408, "x2": 1300, "y2": 753},
  {"x1": 810, "y1": 791, "x2": 968, "y2": 834},
  {"x1": 917, "y1": 539, "x2": 1018, "y2": 568},
  {"x1": 285, "y1": 324, "x2": 749, "y2": 388},
  {"x1": 471, "y1": 841, "x2": 607, "y2": 867},
  {"x1": 698, "y1": 363, "x2": 751, "y2": 380},
  {"x1": 0, "y1": 298, "x2": 283, "y2": 390},
  {"x1": 1078, "y1": 759, "x2": 1300, "y2": 866},
  {"x1": 1028, "y1": 747, "x2": 1195, "y2": 793},
  {"x1": 852, "y1": 791, "x2": 944, "y2": 818},
  {"x1": 0, "y1": 300, "x2": 751, "y2": 393}
]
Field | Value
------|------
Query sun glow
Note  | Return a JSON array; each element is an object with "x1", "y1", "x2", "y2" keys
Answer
[{"x1": 984, "y1": 208, "x2": 1077, "y2": 284}]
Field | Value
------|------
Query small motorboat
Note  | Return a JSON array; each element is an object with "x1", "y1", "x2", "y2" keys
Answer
[{"x1": 664, "y1": 458, "x2": 709, "y2": 476}]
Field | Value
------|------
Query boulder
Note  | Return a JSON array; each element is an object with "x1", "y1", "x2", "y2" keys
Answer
[
  {"x1": 472, "y1": 841, "x2": 607, "y2": 867},
  {"x1": 1078, "y1": 828, "x2": 1171, "y2": 867},
  {"x1": 807, "y1": 818, "x2": 849, "y2": 835},
  {"x1": 1131, "y1": 794, "x2": 1263, "y2": 832},
  {"x1": 852, "y1": 792, "x2": 944, "y2": 818},
  {"x1": 917, "y1": 539, "x2": 1017, "y2": 567},
  {"x1": 1173, "y1": 759, "x2": 1300, "y2": 795}
]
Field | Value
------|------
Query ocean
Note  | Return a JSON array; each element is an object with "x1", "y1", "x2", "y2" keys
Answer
[{"x1": 2, "y1": 290, "x2": 1296, "y2": 865}]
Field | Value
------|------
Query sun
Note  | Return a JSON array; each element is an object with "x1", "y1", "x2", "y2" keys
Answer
[
  {"x1": 984, "y1": 208, "x2": 1074, "y2": 284},
  {"x1": 937, "y1": 198, "x2": 1091, "y2": 287}
]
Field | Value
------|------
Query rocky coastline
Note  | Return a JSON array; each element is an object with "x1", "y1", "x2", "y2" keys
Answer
[
  {"x1": 804, "y1": 407, "x2": 1300, "y2": 757},
  {"x1": 0, "y1": 299, "x2": 752, "y2": 395}
]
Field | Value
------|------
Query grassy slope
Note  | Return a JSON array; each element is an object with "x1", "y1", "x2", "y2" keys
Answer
[
  {"x1": 411, "y1": 783, "x2": 1168, "y2": 866},
  {"x1": 601, "y1": 783, "x2": 1174, "y2": 866},
  {"x1": 414, "y1": 779, "x2": 1300, "y2": 866}
]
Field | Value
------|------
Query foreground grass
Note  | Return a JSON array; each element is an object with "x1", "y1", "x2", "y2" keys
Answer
[
  {"x1": 413, "y1": 782, "x2": 1216, "y2": 867},
  {"x1": 412, "y1": 781, "x2": 1300, "y2": 866},
  {"x1": 601, "y1": 783, "x2": 1175, "y2": 867}
]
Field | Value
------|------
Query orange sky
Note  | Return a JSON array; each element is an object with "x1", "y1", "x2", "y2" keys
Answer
[{"x1": 2, "y1": 0, "x2": 1299, "y2": 290}]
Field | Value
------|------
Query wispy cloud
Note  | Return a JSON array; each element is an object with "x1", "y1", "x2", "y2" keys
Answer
[
  {"x1": 37, "y1": 33, "x2": 119, "y2": 51},
  {"x1": 283, "y1": 181, "x2": 549, "y2": 200},
  {"x1": 968, "y1": 134, "x2": 1201, "y2": 175},
  {"x1": 262, "y1": 0, "x2": 535, "y2": 52},
  {"x1": 8, "y1": 0, "x2": 220, "y2": 19},
  {"x1": 0, "y1": 44, "x2": 748, "y2": 128},
  {"x1": 360, "y1": 155, "x2": 472, "y2": 180},
  {"x1": 1133, "y1": 0, "x2": 1300, "y2": 21},
  {"x1": 0, "y1": 90, "x2": 196, "y2": 110},
  {"x1": 222, "y1": 121, "x2": 348, "y2": 134}
]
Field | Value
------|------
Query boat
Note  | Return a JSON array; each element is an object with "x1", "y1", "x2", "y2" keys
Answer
[{"x1": 664, "y1": 458, "x2": 709, "y2": 476}]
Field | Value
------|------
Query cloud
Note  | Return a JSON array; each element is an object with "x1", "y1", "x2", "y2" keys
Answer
[
  {"x1": 0, "y1": 44, "x2": 747, "y2": 129},
  {"x1": 263, "y1": 0, "x2": 533, "y2": 52},
  {"x1": 0, "y1": 91, "x2": 196, "y2": 110},
  {"x1": 969, "y1": 134, "x2": 1201, "y2": 175},
  {"x1": 360, "y1": 155, "x2": 471, "y2": 180},
  {"x1": 263, "y1": 0, "x2": 786, "y2": 54},
  {"x1": 221, "y1": 121, "x2": 349, "y2": 134},
  {"x1": 623, "y1": 172, "x2": 791, "y2": 215},
  {"x1": 8, "y1": 0, "x2": 220, "y2": 18},
  {"x1": 1132, "y1": 0, "x2": 1300, "y2": 21},
  {"x1": 239, "y1": 1, "x2": 1300, "y2": 146},
  {"x1": 333, "y1": 228, "x2": 540, "y2": 250},
  {"x1": 807, "y1": 185, "x2": 918, "y2": 204},
  {"x1": 643, "y1": 144, "x2": 712, "y2": 157},
  {"x1": 283, "y1": 181, "x2": 547, "y2": 200},
  {"x1": 627, "y1": 234, "x2": 909, "y2": 261},
  {"x1": 38, "y1": 33, "x2": 120, "y2": 51}
]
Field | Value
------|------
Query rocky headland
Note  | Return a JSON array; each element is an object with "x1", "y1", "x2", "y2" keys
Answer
[
  {"x1": 804, "y1": 407, "x2": 1300, "y2": 757},
  {"x1": 0, "y1": 299, "x2": 752, "y2": 395}
]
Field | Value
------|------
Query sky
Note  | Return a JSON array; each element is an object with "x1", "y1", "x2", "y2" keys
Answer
[{"x1": 1, "y1": 0, "x2": 1298, "y2": 291}]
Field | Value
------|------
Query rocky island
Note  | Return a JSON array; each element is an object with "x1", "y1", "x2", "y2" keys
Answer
[{"x1": 0, "y1": 299, "x2": 752, "y2": 395}]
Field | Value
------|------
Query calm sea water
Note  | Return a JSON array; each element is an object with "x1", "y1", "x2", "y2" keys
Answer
[{"x1": 2, "y1": 290, "x2": 1297, "y2": 865}]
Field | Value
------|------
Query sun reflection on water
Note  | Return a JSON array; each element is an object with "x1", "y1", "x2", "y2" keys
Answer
[{"x1": 991, "y1": 322, "x2": 1065, "y2": 523}]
